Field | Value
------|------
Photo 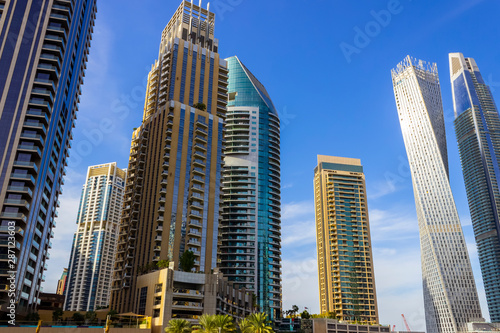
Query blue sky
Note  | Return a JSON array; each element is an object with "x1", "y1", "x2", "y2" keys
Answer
[{"x1": 44, "y1": 0, "x2": 500, "y2": 330}]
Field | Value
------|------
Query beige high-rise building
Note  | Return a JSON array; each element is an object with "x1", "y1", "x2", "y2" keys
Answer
[
  {"x1": 110, "y1": 0, "x2": 229, "y2": 315},
  {"x1": 314, "y1": 155, "x2": 378, "y2": 324},
  {"x1": 64, "y1": 163, "x2": 126, "y2": 311}
]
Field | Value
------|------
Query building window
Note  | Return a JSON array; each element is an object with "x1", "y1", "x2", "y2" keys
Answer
[{"x1": 138, "y1": 287, "x2": 148, "y2": 315}]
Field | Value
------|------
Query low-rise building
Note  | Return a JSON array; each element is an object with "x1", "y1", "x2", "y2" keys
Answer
[
  {"x1": 301, "y1": 318, "x2": 391, "y2": 333},
  {"x1": 466, "y1": 322, "x2": 500, "y2": 332},
  {"x1": 39, "y1": 292, "x2": 65, "y2": 311},
  {"x1": 135, "y1": 265, "x2": 253, "y2": 333}
]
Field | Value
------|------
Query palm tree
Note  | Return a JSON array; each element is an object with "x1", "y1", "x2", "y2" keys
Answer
[
  {"x1": 85, "y1": 310, "x2": 97, "y2": 324},
  {"x1": 213, "y1": 315, "x2": 235, "y2": 333},
  {"x1": 165, "y1": 319, "x2": 192, "y2": 333},
  {"x1": 246, "y1": 313, "x2": 274, "y2": 333},
  {"x1": 193, "y1": 314, "x2": 218, "y2": 333},
  {"x1": 238, "y1": 318, "x2": 252, "y2": 333}
]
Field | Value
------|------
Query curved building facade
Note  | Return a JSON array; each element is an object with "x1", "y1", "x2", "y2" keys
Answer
[{"x1": 219, "y1": 56, "x2": 281, "y2": 320}]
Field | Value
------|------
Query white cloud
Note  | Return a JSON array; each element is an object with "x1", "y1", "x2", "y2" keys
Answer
[
  {"x1": 42, "y1": 168, "x2": 86, "y2": 293},
  {"x1": 461, "y1": 215, "x2": 472, "y2": 226},
  {"x1": 282, "y1": 219, "x2": 316, "y2": 246},
  {"x1": 281, "y1": 201, "x2": 316, "y2": 246},
  {"x1": 282, "y1": 257, "x2": 319, "y2": 314},
  {"x1": 368, "y1": 180, "x2": 399, "y2": 200},
  {"x1": 282, "y1": 201, "x2": 314, "y2": 220},
  {"x1": 369, "y1": 207, "x2": 419, "y2": 242},
  {"x1": 373, "y1": 245, "x2": 425, "y2": 330},
  {"x1": 281, "y1": 201, "x2": 319, "y2": 313}
]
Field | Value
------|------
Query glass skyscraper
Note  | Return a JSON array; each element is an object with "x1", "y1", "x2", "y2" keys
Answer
[
  {"x1": 218, "y1": 56, "x2": 281, "y2": 320},
  {"x1": 110, "y1": 0, "x2": 229, "y2": 314},
  {"x1": 392, "y1": 56, "x2": 483, "y2": 333},
  {"x1": 64, "y1": 163, "x2": 126, "y2": 311},
  {"x1": 314, "y1": 155, "x2": 378, "y2": 324},
  {"x1": 450, "y1": 52, "x2": 500, "y2": 323},
  {"x1": 0, "y1": 0, "x2": 96, "y2": 313}
]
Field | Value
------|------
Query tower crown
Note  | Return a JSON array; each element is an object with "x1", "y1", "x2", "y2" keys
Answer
[{"x1": 161, "y1": 1, "x2": 217, "y2": 53}]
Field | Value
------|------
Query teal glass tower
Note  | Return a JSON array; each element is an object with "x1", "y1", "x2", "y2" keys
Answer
[
  {"x1": 219, "y1": 56, "x2": 281, "y2": 320},
  {"x1": 450, "y1": 53, "x2": 500, "y2": 322},
  {"x1": 0, "y1": 0, "x2": 96, "y2": 313}
]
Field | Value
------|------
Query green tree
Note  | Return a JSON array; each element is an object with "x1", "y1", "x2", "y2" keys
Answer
[
  {"x1": 193, "y1": 103, "x2": 207, "y2": 111},
  {"x1": 238, "y1": 318, "x2": 252, "y2": 333},
  {"x1": 213, "y1": 314, "x2": 235, "y2": 333},
  {"x1": 148, "y1": 262, "x2": 157, "y2": 272},
  {"x1": 246, "y1": 313, "x2": 273, "y2": 333},
  {"x1": 85, "y1": 311, "x2": 97, "y2": 324},
  {"x1": 165, "y1": 319, "x2": 192, "y2": 333},
  {"x1": 252, "y1": 294, "x2": 260, "y2": 311},
  {"x1": 107, "y1": 309, "x2": 119, "y2": 321},
  {"x1": 72, "y1": 312, "x2": 85, "y2": 325},
  {"x1": 52, "y1": 308, "x2": 64, "y2": 322},
  {"x1": 25, "y1": 312, "x2": 40, "y2": 325},
  {"x1": 193, "y1": 314, "x2": 218, "y2": 333},
  {"x1": 179, "y1": 250, "x2": 196, "y2": 272},
  {"x1": 291, "y1": 305, "x2": 299, "y2": 317},
  {"x1": 300, "y1": 310, "x2": 311, "y2": 319},
  {"x1": 157, "y1": 260, "x2": 170, "y2": 269}
]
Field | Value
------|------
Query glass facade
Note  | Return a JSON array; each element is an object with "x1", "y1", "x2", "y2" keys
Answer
[
  {"x1": 219, "y1": 56, "x2": 281, "y2": 320},
  {"x1": 0, "y1": 0, "x2": 96, "y2": 313},
  {"x1": 450, "y1": 53, "x2": 500, "y2": 323},
  {"x1": 392, "y1": 56, "x2": 483, "y2": 333}
]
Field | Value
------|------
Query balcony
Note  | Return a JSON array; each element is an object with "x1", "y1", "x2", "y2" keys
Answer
[
  {"x1": 38, "y1": 62, "x2": 59, "y2": 77},
  {"x1": 33, "y1": 77, "x2": 57, "y2": 93},
  {"x1": 191, "y1": 184, "x2": 204, "y2": 192},
  {"x1": 49, "y1": 13, "x2": 69, "y2": 27},
  {"x1": 0, "y1": 212, "x2": 27, "y2": 223},
  {"x1": 20, "y1": 132, "x2": 44, "y2": 144},
  {"x1": 172, "y1": 301, "x2": 203, "y2": 310},
  {"x1": 192, "y1": 175, "x2": 204, "y2": 184},
  {"x1": 11, "y1": 173, "x2": 36, "y2": 185},
  {"x1": 13, "y1": 160, "x2": 38, "y2": 172},
  {"x1": 3, "y1": 199, "x2": 30, "y2": 210},
  {"x1": 39, "y1": 53, "x2": 61, "y2": 68},
  {"x1": 23, "y1": 120, "x2": 46, "y2": 134},
  {"x1": 7, "y1": 186, "x2": 33, "y2": 197}
]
